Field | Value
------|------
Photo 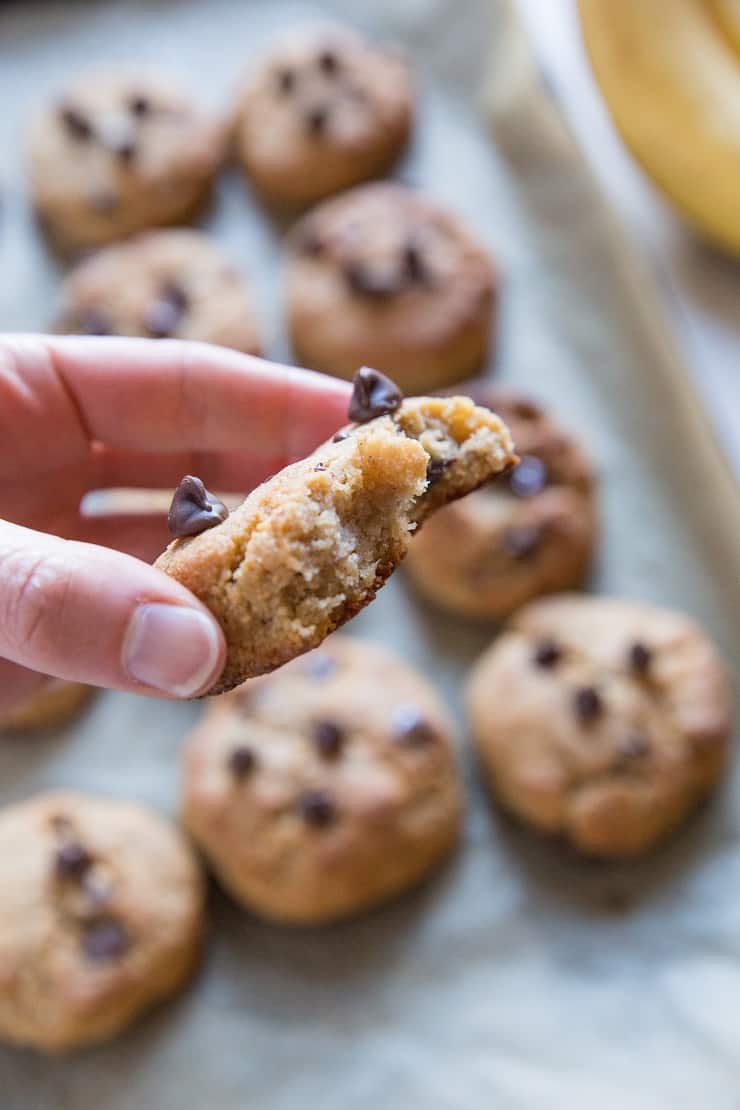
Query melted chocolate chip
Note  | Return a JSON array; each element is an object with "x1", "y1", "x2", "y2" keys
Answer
[
  {"x1": 391, "y1": 706, "x2": 437, "y2": 747},
  {"x1": 55, "y1": 841, "x2": 92, "y2": 880},
  {"x1": 629, "y1": 641, "x2": 652, "y2": 676},
  {"x1": 573, "y1": 686, "x2": 603, "y2": 725},
  {"x1": 344, "y1": 260, "x2": 403, "y2": 298},
  {"x1": 502, "y1": 524, "x2": 542, "y2": 560},
  {"x1": 533, "y1": 639, "x2": 561, "y2": 668},
  {"x1": 348, "y1": 366, "x2": 403, "y2": 423},
  {"x1": 59, "y1": 104, "x2": 93, "y2": 141},
  {"x1": 618, "y1": 734, "x2": 650, "y2": 759},
  {"x1": 312, "y1": 720, "x2": 344, "y2": 759},
  {"x1": 306, "y1": 104, "x2": 329, "y2": 134},
  {"x1": 332, "y1": 430, "x2": 350, "y2": 443},
  {"x1": 318, "y1": 48, "x2": 340, "y2": 75},
  {"x1": 128, "y1": 93, "x2": 151, "y2": 117},
  {"x1": 143, "y1": 283, "x2": 188, "y2": 338},
  {"x1": 275, "y1": 67, "x2": 295, "y2": 94},
  {"x1": 228, "y1": 745, "x2": 257, "y2": 778},
  {"x1": 82, "y1": 917, "x2": 130, "y2": 961},
  {"x1": 298, "y1": 789, "x2": 337, "y2": 827},
  {"x1": 77, "y1": 306, "x2": 113, "y2": 336},
  {"x1": 509, "y1": 455, "x2": 548, "y2": 498},
  {"x1": 168, "y1": 475, "x2": 229, "y2": 538},
  {"x1": 426, "y1": 457, "x2": 452, "y2": 485}
]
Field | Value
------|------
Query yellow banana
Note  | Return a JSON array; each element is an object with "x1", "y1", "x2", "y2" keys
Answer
[{"x1": 578, "y1": 0, "x2": 740, "y2": 255}]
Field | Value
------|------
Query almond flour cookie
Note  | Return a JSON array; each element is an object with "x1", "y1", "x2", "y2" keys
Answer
[
  {"x1": 182, "y1": 636, "x2": 461, "y2": 924},
  {"x1": 155, "y1": 369, "x2": 516, "y2": 694},
  {"x1": 54, "y1": 229, "x2": 261, "y2": 353},
  {"x1": 466, "y1": 596, "x2": 732, "y2": 859},
  {"x1": 0, "y1": 681, "x2": 94, "y2": 733},
  {"x1": 286, "y1": 184, "x2": 497, "y2": 392},
  {"x1": 28, "y1": 69, "x2": 226, "y2": 253},
  {"x1": 405, "y1": 390, "x2": 596, "y2": 619},
  {"x1": 235, "y1": 27, "x2": 412, "y2": 207},
  {"x1": 0, "y1": 791, "x2": 204, "y2": 1053}
]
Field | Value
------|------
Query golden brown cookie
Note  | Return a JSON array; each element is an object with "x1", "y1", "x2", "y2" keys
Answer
[
  {"x1": 235, "y1": 26, "x2": 413, "y2": 207},
  {"x1": 286, "y1": 183, "x2": 497, "y2": 392},
  {"x1": 28, "y1": 68, "x2": 226, "y2": 253},
  {"x1": 54, "y1": 229, "x2": 261, "y2": 353},
  {"x1": 182, "y1": 636, "x2": 461, "y2": 924},
  {"x1": 0, "y1": 681, "x2": 94, "y2": 733},
  {"x1": 155, "y1": 372, "x2": 516, "y2": 694},
  {"x1": 466, "y1": 596, "x2": 732, "y2": 858},
  {"x1": 405, "y1": 390, "x2": 596, "y2": 619},
  {"x1": 0, "y1": 791, "x2": 204, "y2": 1053}
]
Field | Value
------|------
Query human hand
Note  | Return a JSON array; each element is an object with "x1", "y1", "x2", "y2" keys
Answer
[{"x1": 0, "y1": 335, "x2": 350, "y2": 716}]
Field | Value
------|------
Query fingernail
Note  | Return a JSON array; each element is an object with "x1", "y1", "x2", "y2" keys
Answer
[{"x1": 123, "y1": 604, "x2": 223, "y2": 697}]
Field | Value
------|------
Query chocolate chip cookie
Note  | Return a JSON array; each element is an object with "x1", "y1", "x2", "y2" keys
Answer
[
  {"x1": 0, "y1": 791, "x2": 204, "y2": 1053},
  {"x1": 286, "y1": 184, "x2": 497, "y2": 392},
  {"x1": 0, "y1": 681, "x2": 94, "y2": 733},
  {"x1": 28, "y1": 68, "x2": 226, "y2": 253},
  {"x1": 155, "y1": 370, "x2": 516, "y2": 694},
  {"x1": 466, "y1": 596, "x2": 732, "y2": 858},
  {"x1": 235, "y1": 26, "x2": 413, "y2": 207},
  {"x1": 182, "y1": 636, "x2": 461, "y2": 924},
  {"x1": 405, "y1": 389, "x2": 596, "y2": 619},
  {"x1": 54, "y1": 229, "x2": 261, "y2": 353}
]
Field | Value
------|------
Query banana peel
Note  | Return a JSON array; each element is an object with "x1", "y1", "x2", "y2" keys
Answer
[{"x1": 578, "y1": 0, "x2": 740, "y2": 256}]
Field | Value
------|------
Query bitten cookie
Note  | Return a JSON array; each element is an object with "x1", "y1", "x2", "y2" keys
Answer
[
  {"x1": 28, "y1": 69, "x2": 226, "y2": 253},
  {"x1": 182, "y1": 636, "x2": 461, "y2": 924},
  {"x1": 405, "y1": 390, "x2": 596, "y2": 619},
  {"x1": 0, "y1": 681, "x2": 94, "y2": 733},
  {"x1": 286, "y1": 183, "x2": 497, "y2": 392},
  {"x1": 155, "y1": 370, "x2": 516, "y2": 694},
  {"x1": 234, "y1": 26, "x2": 412, "y2": 207},
  {"x1": 54, "y1": 229, "x2": 261, "y2": 353},
  {"x1": 0, "y1": 791, "x2": 204, "y2": 1053},
  {"x1": 466, "y1": 596, "x2": 732, "y2": 858}
]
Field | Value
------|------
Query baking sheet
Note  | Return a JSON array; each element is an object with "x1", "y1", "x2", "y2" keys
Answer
[{"x1": 1, "y1": 1, "x2": 740, "y2": 1107}]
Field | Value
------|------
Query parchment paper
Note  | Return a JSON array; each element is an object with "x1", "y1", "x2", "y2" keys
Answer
[{"x1": 1, "y1": 1, "x2": 739, "y2": 1108}]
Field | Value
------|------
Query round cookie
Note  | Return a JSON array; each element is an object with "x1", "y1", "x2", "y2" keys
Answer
[
  {"x1": 466, "y1": 595, "x2": 732, "y2": 858},
  {"x1": 285, "y1": 183, "x2": 497, "y2": 392},
  {"x1": 235, "y1": 26, "x2": 413, "y2": 207},
  {"x1": 28, "y1": 68, "x2": 226, "y2": 253},
  {"x1": 0, "y1": 791, "x2": 204, "y2": 1053},
  {"x1": 182, "y1": 636, "x2": 462, "y2": 924},
  {"x1": 55, "y1": 229, "x2": 261, "y2": 353},
  {"x1": 405, "y1": 390, "x2": 596, "y2": 619},
  {"x1": 0, "y1": 680, "x2": 94, "y2": 733}
]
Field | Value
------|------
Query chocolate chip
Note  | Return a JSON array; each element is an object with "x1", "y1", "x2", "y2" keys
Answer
[
  {"x1": 344, "y1": 260, "x2": 403, "y2": 298},
  {"x1": 275, "y1": 67, "x2": 295, "y2": 94},
  {"x1": 59, "y1": 103, "x2": 93, "y2": 141},
  {"x1": 82, "y1": 917, "x2": 130, "y2": 961},
  {"x1": 305, "y1": 654, "x2": 338, "y2": 679},
  {"x1": 629, "y1": 641, "x2": 652, "y2": 676},
  {"x1": 306, "y1": 104, "x2": 329, "y2": 134},
  {"x1": 348, "y1": 366, "x2": 403, "y2": 423},
  {"x1": 228, "y1": 745, "x2": 257, "y2": 778},
  {"x1": 533, "y1": 639, "x2": 561, "y2": 668},
  {"x1": 426, "y1": 457, "x2": 452, "y2": 484},
  {"x1": 143, "y1": 284, "x2": 188, "y2": 338},
  {"x1": 402, "y1": 240, "x2": 427, "y2": 284},
  {"x1": 167, "y1": 475, "x2": 229, "y2": 538},
  {"x1": 502, "y1": 524, "x2": 542, "y2": 560},
  {"x1": 509, "y1": 455, "x2": 548, "y2": 498},
  {"x1": 77, "y1": 306, "x2": 113, "y2": 336},
  {"x1": 55, "y1": 841, "x2": 92, "y2": 880},
  {"x1": 391, "y1": 706, "x2": 437, "y2": 746},
  {"x1": 298, "y1": 789, "x2": 336, "y2": 827},
  {"x1": 127, "y1": 93, "x2": 151, "y2": 117},
  {"x1": 332, "y1": 430, "x2": 350, "y2": 443},
  {"x1": 312, "y1": 720, "x2": 344, "y2": 759},
  {"x1": 573, "y1": 686, "x2": 603, "y2": 724},
  {"x1": 318, "y1": 48, "x2": 340, "y2": 74},
  {"x1": 618, "y1": 734, "x2": 650, "y2": 759}
]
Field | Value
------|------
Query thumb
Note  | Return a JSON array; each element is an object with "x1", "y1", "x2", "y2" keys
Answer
[{"x1": 0, "y1": 520, "x2": 225, "y2": 698}]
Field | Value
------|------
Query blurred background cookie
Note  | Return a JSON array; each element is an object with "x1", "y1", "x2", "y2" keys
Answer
[
  {"x1": 182, "y1": 636, "x2": 461, "y2": 924},
  {"x1": 28, "y1": 68, "x2": 226, "y2": 253},
  {"x1": 54, "y1": 229, "x2": 261, "y2": 353},
  {"x1": 234, "y1": 26, "x2": 413, "y2": 207},
  {"x1": 0, "y1": 680, "x2": 94, "y2": 733},
  {"x1": 405, "y1": 389, "x2": 596, "y2": 619},
  {"x1": 0, "y1": 791, "x2": 204, "y2": 1052},
  {"x1": 286, "y1": 183, "x2": 497, "y2": 391},
  {"x1": 466, "y1": 595, "x2": 732, "y2": 859}
]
